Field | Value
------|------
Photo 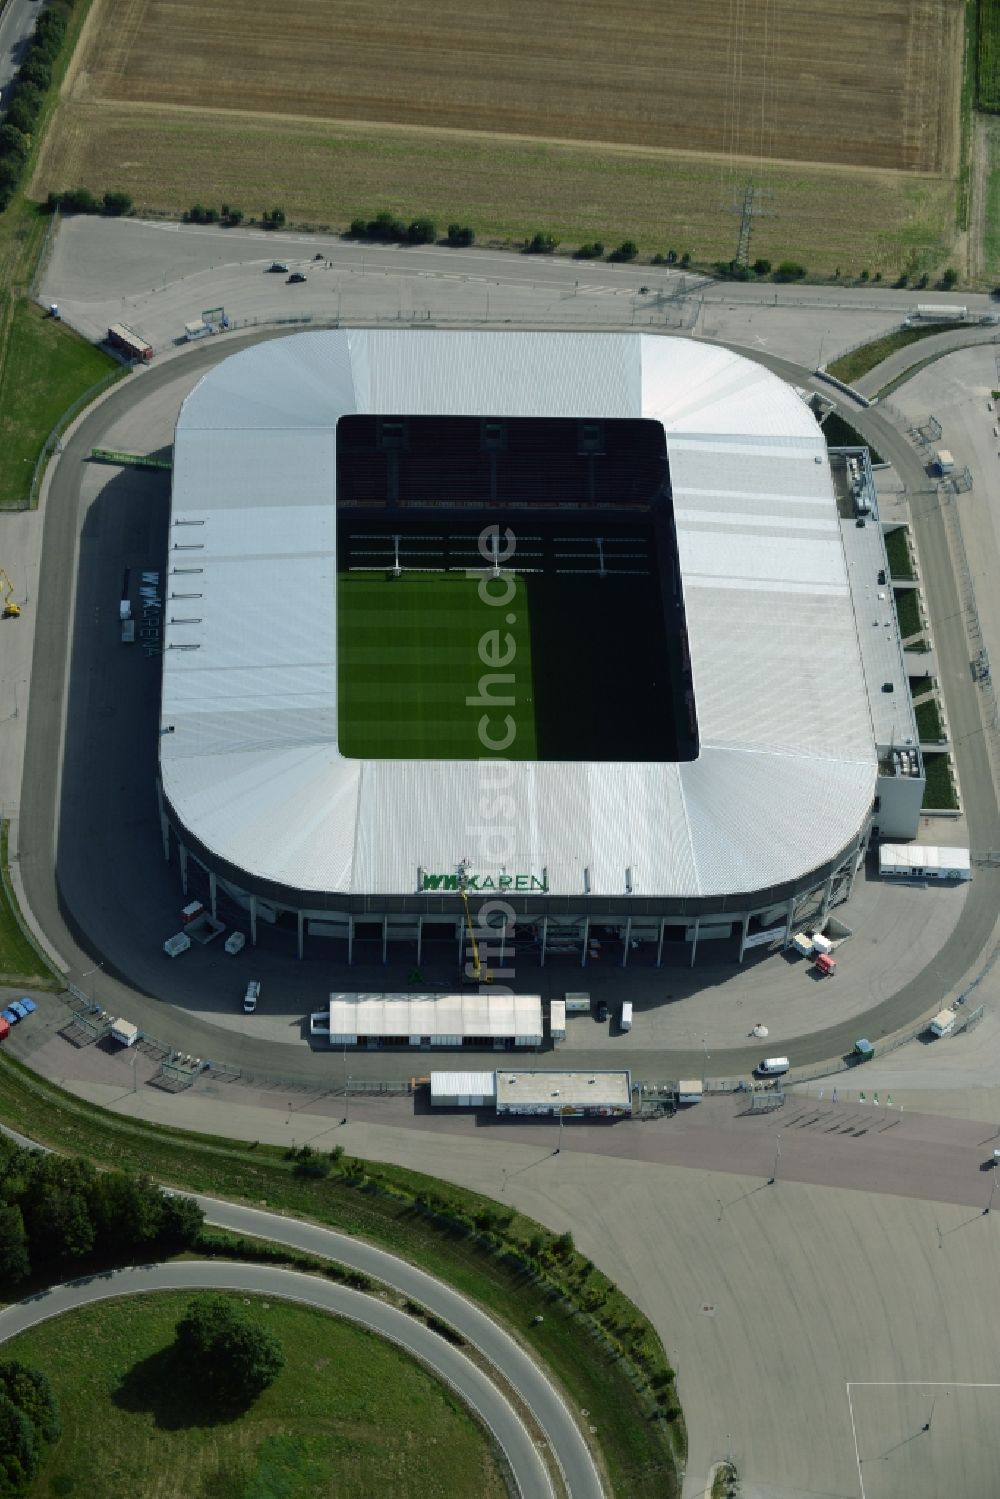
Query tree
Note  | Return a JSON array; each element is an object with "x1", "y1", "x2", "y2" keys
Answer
[
  {"x1": 0, "y1": 1391, "x2": 37, "y2": 1491},
  {"x1": 0, "y1": 127, "x2": 29, "y2": 166},
  {"x1": 574, "y1": 241, "x2": 604, "y2": 259},
  {"x1": 446, "y1": 223, "x2": 474, "y2": 247},
  {"x1": 17, "y1": 56, "x2": 51, "y2": 93},
  {"x1": 94, "y1": 1172, "x2": 163, "y2": 1253},
  {"x1": 609, "y1": 239, "x2": 638, "y2": 262},
  {"x1": 406, "y1": 216, "x2": 436, "y2": 244},
  {"x1": 3, "y1": 99, "x2": 37, "y2": 137},
  {"x1": 19, "y1": 1155, "x2": 99, "y2": 1266},
  {"x1": 262, "y1": 206, "x2": 286, "y2": 229},
  {"x1": 366, "y1": 209, "x2": 405, "y2": 241},
  {"x1": 940, "y1": 266, "x2": 958, "y2": 289},
  {"x1": 102, "y1": 190, "x2": 132, "y2": 216},
  {"x1": 175, "y1": 1297, "x2": 284, "y2": 1405},
  {"x1": 526, "y1": 231, "x2": 558, "y2": 254},
  {"x1": 0, "y1": 1207, "x2": 30, "y2": 1285},
  {"x1": 157, "y1": 1191, "x2": 204, "y2": 1250},
  {"x1": 751, "y1": 257, "x2": 771, "y2": 275},
  {"x1": 0, "y1": 1365, "x2": 60, "y2": 1446}
]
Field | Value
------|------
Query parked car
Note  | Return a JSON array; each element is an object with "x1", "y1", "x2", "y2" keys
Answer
[
  {"x1": 16, "y1": 997, "x2": 37, "y2": 1015},
  {"x1": 8, "y1": 1000, "x2": 29, "y2": 1020},
  {"x1": 1, "y1": 1006, "x2": 20, "y2": 1025},
  {"x1": 224, "y1": 931, "x2": 246, "y2": 956},
  {"x1": 243, "y1": 980, "x2": 260, "y2": 1014},
  {"x1": 267, "y1": 261, "x2": 289, "y2": 273},
  {"x1": 287, "y1": 272, "x2": 307, "y2": 283}
]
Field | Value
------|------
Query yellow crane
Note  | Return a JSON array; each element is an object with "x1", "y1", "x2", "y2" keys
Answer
[
  {"x1": 459, "y1": 881, "x2": 492, "y2": 984},
  {"x1": 0, "y1": 570, "x2": 20, "y2": 618}
]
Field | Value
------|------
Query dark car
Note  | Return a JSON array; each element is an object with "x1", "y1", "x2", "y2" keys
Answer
[
  {"x1": 595, "y1": 1001, "x2": 609, "y2": 1023},
  {"x1": 267, "y1": 261, "x2": 289, "y2": 273},
  {"x1": 288, "y1": 272, "x2": 307, "y2": 284}
]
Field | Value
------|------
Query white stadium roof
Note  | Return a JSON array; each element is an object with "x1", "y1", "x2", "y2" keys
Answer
[{"x1": 161, "y1": 330, "x2": 877, "y2": 900}]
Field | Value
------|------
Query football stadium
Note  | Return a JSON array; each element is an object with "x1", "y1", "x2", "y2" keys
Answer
[{"x1": 157, "y1": 329, "x2": 922, "y2": 970}]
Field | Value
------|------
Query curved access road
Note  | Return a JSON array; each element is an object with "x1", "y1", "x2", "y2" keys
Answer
[
  {"x1": 0, "y1": 1127, "x2": 603, "y2": 1499},
  {"x1": 0, "y1": 1260, "x2": 554, "y2": 1499}
]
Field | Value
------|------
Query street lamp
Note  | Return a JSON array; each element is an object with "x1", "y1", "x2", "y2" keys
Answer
[
  {"x1": 768, "y1": 1132, "x2": 781, "y2": 1185},
  {"x1": 81, "y1": 962, "x2": 103, "y2": 1005}
]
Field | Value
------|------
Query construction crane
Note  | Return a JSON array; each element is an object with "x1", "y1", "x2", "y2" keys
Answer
[
  {"x1": 0, "y1": 570, "x2": 20, "y2": 618},
  {"x1": 459, "y1": 880, "x2": 492, "y2": 985}
]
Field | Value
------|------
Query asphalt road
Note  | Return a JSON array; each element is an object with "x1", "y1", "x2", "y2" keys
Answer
[
  {"x1": 0, "y1": 1259, "x2": 554, "y2": 1499},
  {"x1": 10, "y1": 326, "x2": 999, "y2": 1086}
]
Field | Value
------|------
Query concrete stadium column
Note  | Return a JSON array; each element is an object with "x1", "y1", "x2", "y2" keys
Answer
[
  {"x1": 622, "y1": 918, "x2": 631, "y2": 967},
  {"x1": 209, "y1": 872, "x2": 217, "y2": 921},
  {"x1": 540, "y1": 915, "x2": 548, "y2": 966},
  {"x1": 689, "y1": 918, "x2": 699, "y2": 967},
  {"x1": 178, "y1": 841, "x2": 189, "y2": 897},
  {"x1": 817, "y1": 872, "x2": 836, "y2": 924},
  {"x1": 155, "y1": 779, "x2": 170, "y2": 862},
  {"x1": 738, "y1": 913, "x2": 750, "y2": 963},
  {"x1": 656, "y1": 918, "x2": 666, "y2": 968},
  {"x1": 784, "y1": 896, "x2": 796, "y2": 939},
  {"x1": 297, "y1": 910, "x2": 304, "y2": 960},
  {"x1": 416, "y1": 917, "x2": 423, "y2": 966},
  {"x1": 249, "y1": 895, "x2": 257, "y2": 946},
  {"x1": 580, "y1": 917, "x2": 590, "y2": 967},
  {"x1": 347, "y1": 916, "x2": 354, "y2": 966}
]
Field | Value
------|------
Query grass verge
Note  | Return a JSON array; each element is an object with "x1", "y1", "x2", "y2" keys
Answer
[
  {"x1": 915, "y1": 698, "x2": 945, "y2": 741},
  {"x1": 884, "y1": 527, "x2": 915, "y2": 579},
  {"x1": 827, "y1": 324, "x2": 968, "y2": 387},
  {"x1": 0, "y1": 1053, "x2": 684, "y2": 1497},
  {"x1": 985, "y1": 116, "x2": 1000, "y2": 277},
  {"x1": 0, "y1": 297, "x2": 119, "y2": 508},
  {"x1": 893, "y1": 587, "x2": 922, "y2": 639},
  {"x1": 5, "y1": 1292, "x2": 508, "y2": 1499},
  {"x1": 0, "y1": 823, "x2": 58, "y2": 985},
  {"x1": 820, "y1": 412, "x2": 885, "y2": 464},
  {"x1": 922, "y1": 752, "x2": 959, "y2": 809}
]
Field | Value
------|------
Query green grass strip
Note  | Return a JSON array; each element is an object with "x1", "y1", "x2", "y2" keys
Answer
[{"x1": 827, "y1": 324, "x2": 968, "y2": 387}]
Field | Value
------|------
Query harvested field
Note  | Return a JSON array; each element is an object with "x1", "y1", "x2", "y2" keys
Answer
[
  {"x1": 64, "y1": 0, "x2": 964, "y2": 175},
  {"x1": 32, "y1": 0, "x2": 965, "y2": 270}
]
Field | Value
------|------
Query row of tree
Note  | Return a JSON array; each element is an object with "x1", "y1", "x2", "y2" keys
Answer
[
  {"x1": 0, "y1": 0, "x2": 79, "y2": 213},
  {"x1": 0, "y1": 1136, "x2": 203, "y2": 1285}
]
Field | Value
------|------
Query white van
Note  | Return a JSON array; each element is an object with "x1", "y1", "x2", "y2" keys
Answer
[
  {"x1": 757, "y1": 1056, "x2": 790, "y2": 1076},
  {"x1": 619, "y1": 1001, "x2": 633, "y2": 1032},
  {"x1": 243, "y1": 980, "x2": 260, "y2": 1014}
]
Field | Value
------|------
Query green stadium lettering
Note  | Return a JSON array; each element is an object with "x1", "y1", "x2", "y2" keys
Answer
[{"x1": 421, "y1": 872, "x2": 548, "y2": 893}]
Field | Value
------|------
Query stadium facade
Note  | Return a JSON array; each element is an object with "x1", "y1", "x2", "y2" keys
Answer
[{"x1": 157, "y1": 329, "x2": 921, "y2": 968}]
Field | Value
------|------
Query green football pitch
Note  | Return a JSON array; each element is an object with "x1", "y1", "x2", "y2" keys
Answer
[
  {"x1": 336, "y1": 569, "x2": 682, "y2": 761},
  {"x1": 337, "y1": 573, "x2": 538, "y2": 759}
]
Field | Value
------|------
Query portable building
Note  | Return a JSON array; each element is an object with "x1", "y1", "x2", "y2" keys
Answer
[{"x1": 429, "y1": 1071, "x2": 496, "y2": 1107}]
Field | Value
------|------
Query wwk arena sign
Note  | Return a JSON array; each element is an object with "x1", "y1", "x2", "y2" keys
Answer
[{"x1": 420, "y1": 872, "x2": 549, "y2": 893}]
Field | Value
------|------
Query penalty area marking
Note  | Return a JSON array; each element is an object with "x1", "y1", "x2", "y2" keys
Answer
[{"x1": 846, "y1": 1382, "x2": 1000, "y2": 1499}]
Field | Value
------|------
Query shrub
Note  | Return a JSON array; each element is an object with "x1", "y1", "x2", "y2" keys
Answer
[
  {"x1": 262, "y1": 206, "x2": 286, "y2": 229},
  {"x1": 446, "y1": 223, "x2": 474, "y2": 246},
  {"x1": 679, "y1": 251, "x2": 690, "y2": 267},
  {"x1": 860, "y1": 269, "x2": 870, "y2": 282},
  {"x1": 526, "y1": 231, "x2": 559, "y2": 254},
  {"x1": 102, "y1": 190, "x2": 132, "y2": 216},
  {"x1": 773, "y1": 260, "x2": 806, "y2": 282},
  {"x1": 348, "y1": 217, "x2": 368, "y2": 237},
  {"x1": 751, "y1": 257, "x2": 771, "y2": 275},
  {"x1": 940, "y1": 266, "x2": 958, "y2": 289},
  {"x1": 574, "y1": 241, "x2": 604, "y2": 259},
  {"x1": 48, "y1": 185, "x2": 99, "y2": 214},
  {"x1": 609, "y1": 239, "x2": 638, "y2": 262},
  {"x1": 366, "y1": 209, "x2": 405, "y2": 241},
  {"x1": 184, "y1": 203, "x2": 218, "y2": 224},
  {"x1": 221, "y1": 203, "x2": 243, "y2": 225},
  {"x1": 406, "y1": 216, "x2": 436, "y2": 244}
]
